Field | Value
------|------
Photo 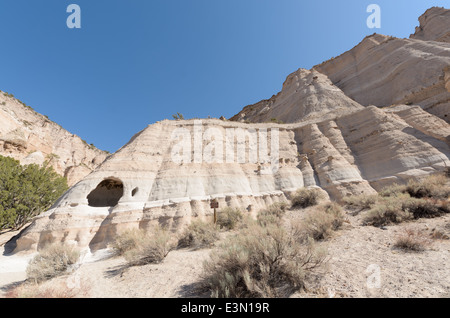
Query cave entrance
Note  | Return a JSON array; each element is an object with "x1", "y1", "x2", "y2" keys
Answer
[{"x1": 87, "y1": 178, "x2": 124, "y2": 207}]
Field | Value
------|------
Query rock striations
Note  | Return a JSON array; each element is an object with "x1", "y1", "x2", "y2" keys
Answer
[
  {"x1": 410, "y1": 7, "x2": 450, "y2": 43},
  {"x1": 314, "y1": 33, "x2": 450, "y2": 122},
  {"x1": 9, "y1": 7, "x2": 450, "y2": 253},
  {"x1": 0, "y1": 92, "x2": 108, "y2": 186},
  {"x1": 229, "y1": 69, "x2": 364, "y2": 124}
]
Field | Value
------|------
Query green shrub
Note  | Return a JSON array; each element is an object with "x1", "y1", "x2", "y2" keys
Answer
[
  {"x1": 26, "y1": 244, "x2": 80, "y2": 283},
  {"x1": 177, "y1": 219, "x2": 219, "y2": 250},
  {"x1": 202, "y1": 223, "x2": 327, "y2": 298},
  {"x1": 172, "y1": 112, "x2": 184, "y2": 120},
  {"x1": 216, "y1": 207, "x2": 243, "y2": 230},
  {"x1": 0, "y1": 155, "x2": 68, "y2": 231},
  {"x1": 291, "y1": 188, "x2": 322, "y2": 209}
]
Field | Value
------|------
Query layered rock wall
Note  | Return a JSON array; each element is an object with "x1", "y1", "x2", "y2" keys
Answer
[{"x1": 0, "y1": 92, "x2": 108, "y2": 186}]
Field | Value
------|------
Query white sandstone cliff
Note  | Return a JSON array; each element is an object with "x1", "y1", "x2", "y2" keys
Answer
[{"x1": 0, "y1": 91, "x2": 108, "y2": 186}]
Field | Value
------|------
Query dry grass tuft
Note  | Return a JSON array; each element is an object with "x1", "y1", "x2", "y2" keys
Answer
[
  {"x1": 113, "y1": 225, "x2": 177, "y2": 266},
  {"x1": 394, "y1": 228, "x2": 432, "y2": 252},
  {"x1": 111, "y1": 229, "x2": 145, "y2": 256},
  {"x1": 177, "y1": 219, "x2": 219, "y2": 250},
  {"x1": 257, "y1": 202, "x2": 289, "y2": 227},
  {"x1": 362, "y1": 194, "x2": 414, "y2": 227},
  {"x1": 26, "y1": 244, "x2": 80, "y2": 283},
  {"x1": 5, "y1": 279, "x2": 90, "y2": 298},
  {"x1": 403, "y1": 198, "x2": 450, "y2": 219},
  {"x1": 291, "y1": 188, "x2": 323, "y2": 209},
  {"x1": 361, "y1": 174, "x2": 450, "y2": 227},
  {"x1": 405, "y1": 175, "x2": 449, "y2": 200},
  {"x1": 216, "y1": 207, "x2": 244, "y2": 230},
  {"x1": 343, "y1": 194, "x2": 379, "y2": 210},
  {"x1": 294, "y1": 203, "x2": 346, "y2": 241}
]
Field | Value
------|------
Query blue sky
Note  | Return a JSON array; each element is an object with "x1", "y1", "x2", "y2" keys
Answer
[{"x1": 0, "y1": 0, "x2": 447, "y2": 152}]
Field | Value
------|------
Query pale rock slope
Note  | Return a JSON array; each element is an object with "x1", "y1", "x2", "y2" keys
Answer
[
  {"x1": 0, "y1": 92, "x2": 108, "y2": 186},
  {"x1": 313, "y1": 33, "x2": 450, "y2": 122},
  {"x1": 410, "y1": 7, "x2": 450, "y2": 43},
  {"x1": 230, "y1": 69, "x2": 363, "y2": 124},
  {"x1": 13, "y1": 111, "x2": 449, "y2": 252},
  {"x1": 6, "y1": 7, "x2": 450, "y2": 254}
]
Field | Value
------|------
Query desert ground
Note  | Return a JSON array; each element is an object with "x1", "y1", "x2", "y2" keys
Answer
[{"x1": 1, "y1": 205, "x2": 449, "y2": 298}]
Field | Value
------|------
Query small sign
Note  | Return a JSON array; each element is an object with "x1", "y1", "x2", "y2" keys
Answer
[{"x1": 210, "y1": 201, "x2": 219, "y2": 209}]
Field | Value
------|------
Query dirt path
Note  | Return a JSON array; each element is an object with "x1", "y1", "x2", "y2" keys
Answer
[{"x1": 73, "y1": 248, "x2": 211, "y2": 298}]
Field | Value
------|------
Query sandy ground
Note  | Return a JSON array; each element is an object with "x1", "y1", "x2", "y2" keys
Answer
[
  {"x1": 292, "y1": 212, "x2": 450, "y2": 298},
  {"x1": 1, "y1": 210, "x2": 449, "y2": 298}
]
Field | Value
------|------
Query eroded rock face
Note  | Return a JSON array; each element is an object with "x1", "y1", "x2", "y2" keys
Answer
[
  {"x1": 10, "y1": 7, "x2": 450, "y2": 254},
  {"x1": 313, "y1": 33, "x2": 450, "y2": 123},
  {"x1": 410, "y1": 7, "x2": 450, "y2": 43},
  {"x1": 230, "y1": 69, "x2": 363, "y2": 124},
  {"x1": 0, "y1": 92, "x2": 108, "y2": 186},
  {"x1": 14, "y1": 113, "x2": 449, "y2": 253}
]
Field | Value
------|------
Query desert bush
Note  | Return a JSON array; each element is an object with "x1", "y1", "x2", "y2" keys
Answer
[
  {"x1": 257, "y1": 210, "x2": 281, "y2": 227},
  {"x1": 202, "y1": 223, "x2": 327, "y2": 298},
  {"x1": 111, "y1": 229, "x2": 146, "y2": 256},
  {"x1": 26, "y1": 244, "x2": 80, "y2": 283},
  {"x1": 363, "y1": 191, "x2": 450, "y2": 227},
  {"x1": 216, "y1": 207, "x2": 243, "y2": 230},
  {"x1": 177, "y1": 219, "x2": 219, "y2": 250},
  {"x1": 257, "y1": 202, "x2": 289, "y2": 227},
  {"x1": 362, "y1": 194, "x2": 413, "y2": 227},
  {"x1": 269, "y1": 201, "x2": 289, "y2": 214},
  {"x1": 172, "y1": 112, "x2": 184, "y2": 120},
  {"x1": 122, "y1": 225, "x2": 176, "y2": 266},
  {"x1": 296, "y1": 203, "x2": 345, "y2": 241},
  {"x1": 403, "y1": 198, "x2": 450, "y2": 219},
  {"x1": 0, "y1": 155, "x2": 68, "y2": 231},
  {"x1": 378, "y1": 183, "x2": 407, "y2": 198},
  {"x1": 291, "y1": 188, "x2": 322, "y2": 209},
  {"x1": 405, "y1": 175, "x2": 450, "y2": 200},
  {"x1": 394, "y1": 228, "x2": 432, "y2": 252},
  {"x1": 343, "y1": 194, "x2": 379, "y2": 210}
]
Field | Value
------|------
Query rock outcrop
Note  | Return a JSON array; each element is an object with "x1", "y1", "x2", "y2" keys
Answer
[
  {"x1": 230, "y1": 69, "x2": 363, "y2": 124},
  {"x1": 313, "y1": 33, "x2": 450, "y2": 122},
  {"x1": 0, "y1": 91, "x2": 108, "y2": 186},
  {"x1": 14, "y1": 110, "x2": 449, "y2": 252},
  {"x1": 8, "y1": 7, "x2": 450, "y2": 254},
  {"x1": 410, "y1": 7, "x2": 450, "y2": 43}
]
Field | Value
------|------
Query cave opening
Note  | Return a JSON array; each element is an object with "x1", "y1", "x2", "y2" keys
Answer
[{"x1": 87, "y1": 178, "x2": 124, "y2": 207}]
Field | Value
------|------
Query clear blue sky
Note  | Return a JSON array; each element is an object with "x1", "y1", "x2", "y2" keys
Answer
[{"x1": 0, "y1": 0, "x2": 447, "y2": 152}]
